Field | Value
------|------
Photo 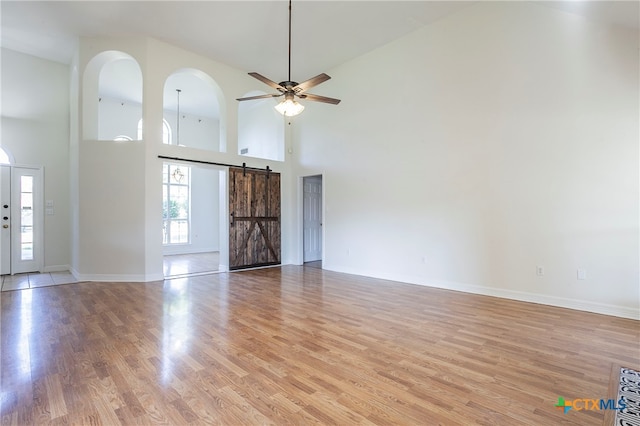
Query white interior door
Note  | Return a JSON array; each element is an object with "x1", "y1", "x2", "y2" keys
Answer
[
  {"x1": 11, "y1": 167, "x2": 43, "y2": 274},
  {"x1": 0, "y1": 166, "x2": 11, "y2": 274},
  {"x1": 303, "y1": 176, "x2": 322, "y2": 262}
]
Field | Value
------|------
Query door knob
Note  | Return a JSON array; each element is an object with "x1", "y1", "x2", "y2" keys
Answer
[
  {"x1": 2, "y1": 217, "x2": 7, "y2": 220},
  {"x1": 2, "y1": 205, "x2": 7, "y2": 208},
  {"x1": 2, "y1": 224, "x2": 8, "y2": 229}
]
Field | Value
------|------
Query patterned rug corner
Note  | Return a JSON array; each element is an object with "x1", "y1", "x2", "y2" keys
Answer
[{"x1": 616, "y1": 367, "x2": 640, "y2": 426}]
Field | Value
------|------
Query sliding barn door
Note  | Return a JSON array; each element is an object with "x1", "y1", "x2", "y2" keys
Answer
[{"x1": 229, "y1": 167, "x2": 281, "y2": 270}]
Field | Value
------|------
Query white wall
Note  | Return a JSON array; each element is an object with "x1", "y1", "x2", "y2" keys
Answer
[
  {"x1": 168, "y1": 113, "x2": 219, "y2": 151},
  {"x1": 77, "y1": 140, "x2": 147, "y2": 279},
  {"x1": 238, "y1": 93, "x2": 285, "y2": 161},
  {"x1": 188, "y1": 167, "x2": 220, "y2": 253},
  {"x1": 98, "y1": 97, "x2": 141, "y2": 140},
  {"x1": 1, "y1": 48, "x2": 71, "y2": 272},
  {"x1": 292, "y1": 2, "x2": 639, "y2": 318}
]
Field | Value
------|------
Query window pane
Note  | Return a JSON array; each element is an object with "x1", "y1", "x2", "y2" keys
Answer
[
  {"x1": 21, "y1": 212, "x2": 33, "y2": 227},
  {"x1": 21, "y1": 176, "x2": 33, "y2": 193},
  {"x1": 162, "y1": 164, "x2": 169, "y2": 183},
  {"x1": 21, "y1": 227, "x2": 33, "y2": 243},
  {"x1": 162, "y1": 220, "x2": 169, "y2": 244},
  {"x1": 20, "y1": 176, "x2": 34, "y2": 261},
  {"x1": 21, "y1": 243, "x2": 33, "y2": 260},
  {"x1": 21, "y1": 194, "x2": 33, "y2": 210},
  {"x1": 169, "y1": 220, "x2": 189, "y2": 244}
]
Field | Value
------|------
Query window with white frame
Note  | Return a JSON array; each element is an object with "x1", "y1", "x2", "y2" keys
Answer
[{"x1": 162, "y1": 163, "x2": 190, "y2": 244}]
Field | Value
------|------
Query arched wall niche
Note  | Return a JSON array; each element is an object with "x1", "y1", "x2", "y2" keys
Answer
[
  {"x1": 162, "y1": 68, "x2": 226, "y2": 152},
  {"x1": 238, "y1": 90, "x2": 285, "y2": 162},
  {"x1": 82, "y1": 50, "x2": 143, "y2": 141}
]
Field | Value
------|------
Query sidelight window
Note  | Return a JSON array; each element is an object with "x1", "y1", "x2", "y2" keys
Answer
[{"x1": 20, "y1": 175, "x2": 34, "y2": 260}]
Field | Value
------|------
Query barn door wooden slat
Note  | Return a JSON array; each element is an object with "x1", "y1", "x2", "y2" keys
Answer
[{"x1": 229, "y1": 167, "x2": 281, "y2": 270}]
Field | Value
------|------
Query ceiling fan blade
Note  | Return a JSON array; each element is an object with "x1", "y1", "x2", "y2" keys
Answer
[
  {"x1": 293, "y1": 73, "x2": 331, "y2": 94},
  {"x1": 298, "y1": 93, "x2": 341, "y2": 105},
  {"x1": 248, "y1": 72, "x2": 286, "y2": 92},
  {"x1": 236, "y1": 93, "x2": 282, "y2": 102}
]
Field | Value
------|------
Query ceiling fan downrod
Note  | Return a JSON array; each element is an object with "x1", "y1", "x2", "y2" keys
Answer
[{"x1": 288, "y1": 0, "x2": 292, "y2": 83}]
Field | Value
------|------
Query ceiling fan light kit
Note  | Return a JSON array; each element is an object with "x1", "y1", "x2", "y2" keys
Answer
[
  {"x1": 236, "y1": 0, "x2": 341, "y2": 116},
  {"x1": 274, "y1": 93, "x2": 305, "y2": 117}
]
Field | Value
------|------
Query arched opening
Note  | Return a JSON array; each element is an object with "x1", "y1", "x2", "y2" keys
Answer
[
  {"x1": 0, "y1": 146, "x2": 14, "y2": 164},
  {"x1": 82, "y1": 51, "x2": 143, "y2": 141},
  {"x1": 162, "y1": 69, "x2": 225, "y2": 151},
  {"x1": 238, "y1": 91, "x2": 285, "y2": 161}
]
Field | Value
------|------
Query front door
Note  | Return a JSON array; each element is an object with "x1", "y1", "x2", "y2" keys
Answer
[
  {"x1": 229, "y1": 167, "x2": 281, "y2": 270},
  {"x1": 0, "y1": 166, "x2": 43, "y2": 275},
  {"x1": 0, "y1": 166, "x2": 10, "y2": 274}
]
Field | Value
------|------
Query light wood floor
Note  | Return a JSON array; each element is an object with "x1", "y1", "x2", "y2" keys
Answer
[
  {"x1": 1, "y1": 266, "x2": 638, "y2": 425},
  {"x1": 163, "y1": 251, "x2": 220, "y2": 278}
]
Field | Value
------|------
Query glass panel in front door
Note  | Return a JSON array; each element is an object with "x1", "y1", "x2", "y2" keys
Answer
[{"x1": 20, "y1": 175, "x2": 34, "y2": 261}]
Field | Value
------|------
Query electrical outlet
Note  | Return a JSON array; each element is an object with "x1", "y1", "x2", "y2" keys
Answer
[
  {"x1": 536, "y1": 266, "x2": 544, "y2": 276},
  {"x1": 577, "y1": 268, "x2": 587, "y2": 280}
]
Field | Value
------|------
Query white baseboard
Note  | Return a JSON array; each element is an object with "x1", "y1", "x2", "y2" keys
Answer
[
  {"x1": 325, "y1": 264, "x2": 639, "y2": 321},
  {"x1": 163, "y1": 247, "x2": 219, "y2": 256},
  {"x1": 70, "y1": 268, "x2": 164, "y2": 283},
  {"x1": 43, "y1": 264, "x2": 71, "y2": 273},
  {"x1": 422, "y1": 278, "x2": 640, "y2": 320}
]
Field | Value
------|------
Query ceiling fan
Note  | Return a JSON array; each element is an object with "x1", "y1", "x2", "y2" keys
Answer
[{"x1": 236, "y1": 0, "x2": 341, "y2": 117}]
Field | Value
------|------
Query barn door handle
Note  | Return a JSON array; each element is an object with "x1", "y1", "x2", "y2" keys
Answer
[{"x1": 230, "y1": 212, "x2": 235, "y2": 226}]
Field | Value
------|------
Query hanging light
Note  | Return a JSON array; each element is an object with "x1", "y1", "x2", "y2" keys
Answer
[
  {"x1": 172, "y1": 167, "x2": 184, "y2": 183},
  {"x1": 274, "y1": 93, "x2": 305, "y2": 117},
  {"x1": 175, "y1": 89, "x2": 181, "y2": 145}
]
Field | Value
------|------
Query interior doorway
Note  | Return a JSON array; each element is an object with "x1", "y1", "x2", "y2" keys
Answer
[
  {"x1": 303, "y1": 175, "x2": 323, "y2": 266},
  {"x1": 0, "y1": 165, "x2": 44, "y2": 275},
  {"x1": 162, "y1": 162, "x2": 224, "y2": 278}
]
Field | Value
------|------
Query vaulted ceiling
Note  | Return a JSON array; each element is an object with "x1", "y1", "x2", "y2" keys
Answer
[
  {"x1": 2, "y1": 1, "x2": 637, "y2": 117},
  {"x1": 3, "y1": 1, "x2": 638, "y2": 78}
]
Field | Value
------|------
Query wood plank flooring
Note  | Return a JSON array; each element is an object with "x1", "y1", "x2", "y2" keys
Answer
[
  {"x1": 1, "y1": 265, "x2": 638, "y2": 425},
  {"x1": 163, "y1": 252, "x2": 220, "y2": 278}
]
